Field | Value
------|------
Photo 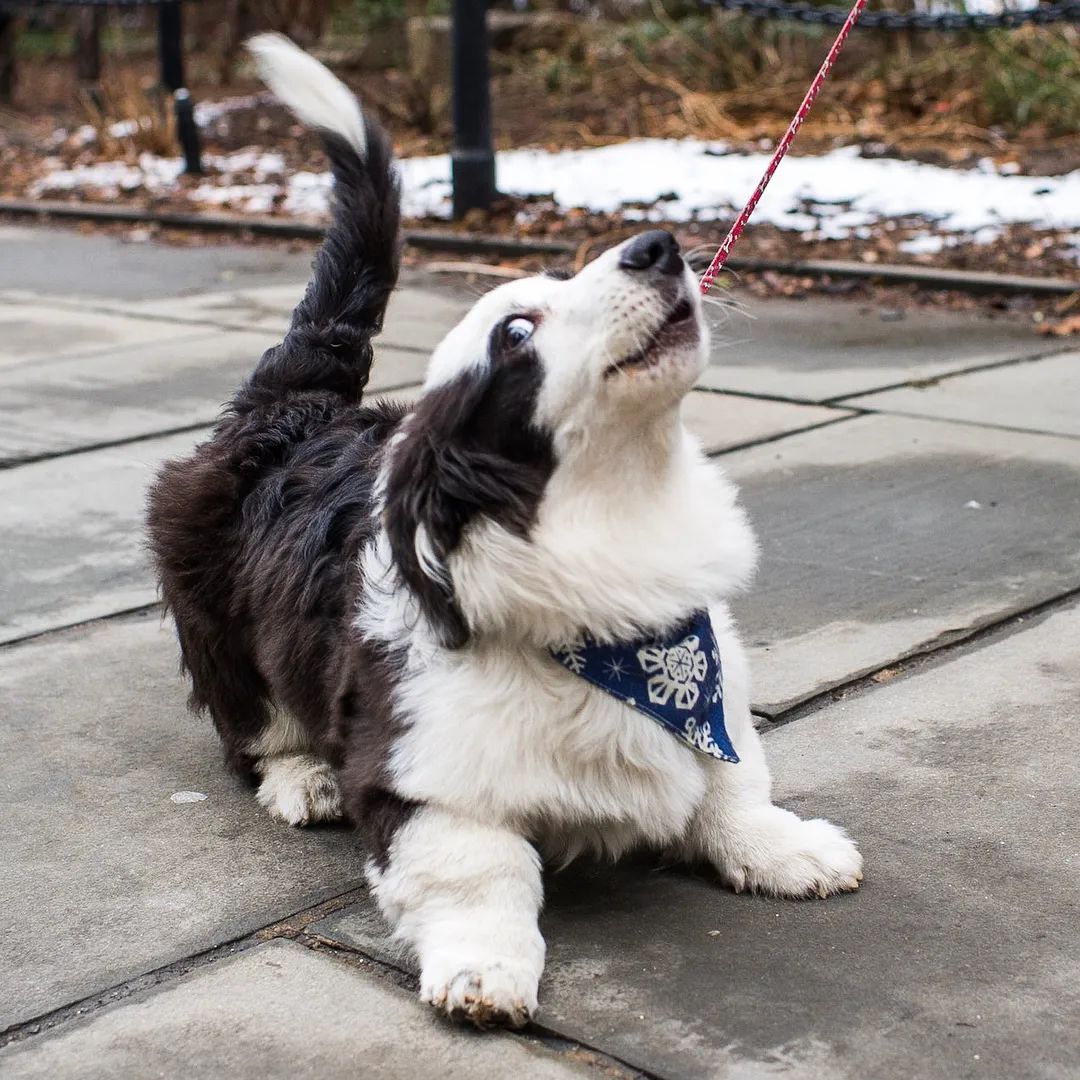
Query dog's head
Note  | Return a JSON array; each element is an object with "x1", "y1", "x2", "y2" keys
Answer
[
  {"x1": 383, "y1": 230, "x2": 710, "y2": 648},
  {"x1": 426, "y1": 228, "x2": 705, "y2": 430}
]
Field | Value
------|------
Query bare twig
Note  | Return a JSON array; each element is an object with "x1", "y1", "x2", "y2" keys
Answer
[{"x1": 423, "y1": 261, "x2": 529, "y2": 279}]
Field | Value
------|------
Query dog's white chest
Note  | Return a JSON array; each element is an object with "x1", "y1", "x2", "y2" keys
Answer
[{"x1": 387, "y1": 644, "x2": 707, "y2": 844}]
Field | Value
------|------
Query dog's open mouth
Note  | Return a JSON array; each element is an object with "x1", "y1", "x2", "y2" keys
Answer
[{"x1": 605, "y1": 297, "x2": 697, "y2": 377}]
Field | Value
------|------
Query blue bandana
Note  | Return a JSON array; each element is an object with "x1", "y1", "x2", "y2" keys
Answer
[{"x1": 549, "y1": 610, "x2": 738, "y2": 763}]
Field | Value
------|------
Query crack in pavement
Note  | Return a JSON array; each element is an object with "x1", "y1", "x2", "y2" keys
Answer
[
  {"x1": 0, "y1": 390, "x2": 852, "y2": 474},
  {"x1": 0, "y1": 422, "x2": 221, "y2": 472},
  {"x1": 0, "y1": 888, "x2": 369, "y2": 1050},
  {"x1": 293, "y1": 933, "x2": 657, "y2": 1080},
  {"x1": 828, "y1": 405, "x2": 1080, "y2": 443},
  {"x1": 822, "y1": 340, "x2": 1077, "y2": 405},
  {"x1": 0, "y1": 375, "x2": 425, "y2": 471},
  {"x1": 760, "y1": 583, "x2": 1080, "y2": 728},
  {"x1": 0, "y1": 887, "x2": 652, "y2": 1080},
  {"x1": 0, "y1": 292, "x2": 433, "y2": 357},
  {"x1": 0, "y1": 603, "x2": 162, "y2": 651}
]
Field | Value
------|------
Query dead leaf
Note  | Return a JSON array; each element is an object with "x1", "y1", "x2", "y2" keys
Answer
[{"x1": 1035, "y1": 313, "x2": 1080, "y2": 336}]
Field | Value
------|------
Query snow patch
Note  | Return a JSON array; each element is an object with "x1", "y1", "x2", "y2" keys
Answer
[
  {"x1": 404, "y1": 142, "x2": 1080, "y2": 236},
  {"x1": 31, "y1": 149, "x2": 284, "y2": 201},
  {"x1": 187, "y1": 182, "x2": 281, "y2": 214},
  {"x1": 898, "y1": 225, "x2": 1002, "y2": 256},
  {"x1": 29, "y1": 140, "x2": 1080, "y2": 243},
  {"x1": 195, "y1": 92, "x2": 278, "y2": 128},
  {"x1": 898, "y1": 234, "x2": 947, "y2": 256},
  {"x1": 918, "y1": 0, "x2": 1037, "y2": 11},
  {"x1": 32, "y1": 153, "x2": 186, "y2": 196}
]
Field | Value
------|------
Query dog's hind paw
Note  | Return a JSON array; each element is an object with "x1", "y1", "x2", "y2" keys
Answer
[
  {"x1": 256, "y1": 754, "x2": 343, "y2": 826},
  {"x1": 422, "y1": 959, "x2": 538, "y2": 1029}
]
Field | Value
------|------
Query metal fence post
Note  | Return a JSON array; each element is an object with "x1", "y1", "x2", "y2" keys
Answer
[
  {"x1": 451, "y1": 0, "x2": 496, "y2": 218},
  {"x1": 0, "y1": 12, "x2": 16, "y2": 104},
  {"x1": 157, "y1": 1, "x2": 202, "y2": 174}
]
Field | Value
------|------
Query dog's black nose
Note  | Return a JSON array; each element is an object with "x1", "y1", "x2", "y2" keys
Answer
[{"x1": 618, "y1": 230, "x2": 683, "y2": 276}]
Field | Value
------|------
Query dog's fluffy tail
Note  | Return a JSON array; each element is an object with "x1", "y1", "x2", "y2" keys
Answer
[{"x1": 242, "y1": 33, "x2": 401, "y2": 406}]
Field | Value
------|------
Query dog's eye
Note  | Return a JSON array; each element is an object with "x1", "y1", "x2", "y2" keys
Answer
[{"x1": 503, "y1": 317, "x2": 535, "y2": 350}]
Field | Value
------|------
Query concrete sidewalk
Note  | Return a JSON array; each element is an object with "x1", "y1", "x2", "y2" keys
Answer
[{"x1": 0, "y1": 223, "x2": 1077, "y2": 1079}]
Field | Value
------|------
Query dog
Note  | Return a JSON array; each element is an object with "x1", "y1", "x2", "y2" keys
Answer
[{"x1": 147, "y1": 34, "x2": 863, "y2": 1029}]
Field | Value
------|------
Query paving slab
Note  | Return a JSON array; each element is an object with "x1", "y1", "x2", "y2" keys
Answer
[
  {"x1": 847, "y1": 351, "x2": 1080, "y2": 438},
  {"x1": 382, "y1": 281, "x2": 475, "y2": 352},
  {"x1": 117, "y1": 274, "x2": 475, "y2": 353},
  {"x1": 722, "y1": 413, "x2": 1080, "y2": 712},
  {"x1": 0, "y1": 432, "x2": 200, "y2": 643},
  {"x1": 681, "y1": 391, "x2": 849, "y2": 454},
  {"x1": 0, "y1": 227, "x2": 1046, "y2": 407},
  {"x1": 119, "y1": 282, "x2": 316, "y2": 335},
  {"x1": 0, "y1": 941, "x2": 602, "y2": 1080},
  {"x1": 9, "y1": 410, "x2": 1080, "y2": 700},
  {"x1": 0, "y1": 618, "x2": 370, "y2": 1034},
  {"x1": 0, "y1": 225, "x2": 469, "y2": 350},
  {"x1": 0, "y1": 300, "x2": 202, "y2": 371},
  {"x1": 0, "y1": 384, "x2": 429, "y2": 642},
  {"x1": 0, "y1": 377, "x2": 844, "y2": 643},
  {"x1": 0, "y1": 330, "x2": 427, "y2": 464},
  {"x1": 0, "y1": 330, "x2": 270, "y2": 462},
  {"x1": 127, "y1": 282, "x2": 1042, "y2": 395},
  {"x1": 2, "y1": 274, "x2": 470, "y2": 356},
  {"x1": 314, "y1": 602, "x2": 1080, "y2": 1080},
  {"x1": 0, "y1": 224, "x2": 315, "y2": 301},
  {"x1": 700, "y1": 298, "x2": 1046, "y2": 402}
]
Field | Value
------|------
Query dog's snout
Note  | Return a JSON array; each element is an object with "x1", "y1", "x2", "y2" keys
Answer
[{"x1": 618, "y1": 230, "x2": 683, "y2": 276}]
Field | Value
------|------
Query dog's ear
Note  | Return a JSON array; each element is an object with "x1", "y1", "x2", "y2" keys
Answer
[{"x1": 383, "y1": 359, "x2": 554, "y2": 649}]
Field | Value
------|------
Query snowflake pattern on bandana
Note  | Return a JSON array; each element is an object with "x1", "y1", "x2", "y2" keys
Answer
[{"x1": 550, "y1": 610, "x2": 738, "y2": 763}]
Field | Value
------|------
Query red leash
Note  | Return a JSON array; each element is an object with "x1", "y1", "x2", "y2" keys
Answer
[{"x1": 699, "y1": 0, "x2": 869, "y2": 295}]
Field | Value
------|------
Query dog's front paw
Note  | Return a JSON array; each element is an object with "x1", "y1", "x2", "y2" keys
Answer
[
  {"x1": 721, "y1": 809, "x2": 863, "y2": 899},
  {"x1": 421, "y1": 957, "x2": 539, "y2": 1029}
]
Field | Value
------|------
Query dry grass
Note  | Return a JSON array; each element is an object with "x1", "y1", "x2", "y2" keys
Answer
[
  {"x1": 13, "y1": 5, "x2": 1080, "y2": 172},
  {"x1": 78, "y1": 69, "x2": 175, "y2": 157},
  {"x1": 487, "y1": 10, "x2": 1080, "y2": 158}
]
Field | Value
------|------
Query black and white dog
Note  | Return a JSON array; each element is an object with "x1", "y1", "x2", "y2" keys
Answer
[{"x1": 148, "y1": 35, "x2": 862, "y2": 1028}]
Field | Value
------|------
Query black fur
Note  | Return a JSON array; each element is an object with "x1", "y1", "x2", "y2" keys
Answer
[
  {"x1": 148, "y1": 108, "x2": 402, "y2": 780},
  {"x1": 239, "y1": 126, "x2": 400, "y2": 409},
  {"x1": 146, "y1": 100, "x2": 555, "y2": 854},
  {"x1": 383, "y1": 341, "x2": 555, "y2": 649}
]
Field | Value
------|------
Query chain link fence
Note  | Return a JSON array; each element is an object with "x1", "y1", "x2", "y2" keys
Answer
[{"x1": 700, "y1": 0, "x2": 1080, "y2": 30}]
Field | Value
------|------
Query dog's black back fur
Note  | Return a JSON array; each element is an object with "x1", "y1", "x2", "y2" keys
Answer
[
  {"x1": 241, "y1": 128, "x2": 399, "y2": 409},
  {"x1": 147, "y1": 115, "x2": 402, "y2": 785},
  {"x1": 147, "y1": 96, "x2": 557, "y2": 859}
]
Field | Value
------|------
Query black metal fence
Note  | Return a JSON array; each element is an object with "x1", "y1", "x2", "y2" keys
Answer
[
  {"x1": 0, "y1": 0, "x2": 203, "y2": 172},
  {"x1": 451, "y1": 0, "x2": 496, "y2": 218}
]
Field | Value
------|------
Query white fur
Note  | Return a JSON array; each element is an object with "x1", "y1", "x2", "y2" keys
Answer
[
  {"x1": 250, "y1": 708, "x2": 343, "y2": 827},
  {"x1": 256, "y1": 754, "x2": 343, "y2": 826},
  {"x1": 350, "y1": 237, "x2": 862, "y2": 1025},
  {"x1": 249, "y1": 705, "x2": 309, "y2": 758},
  {"x1": 247, "y1": 34, "x2": 367, "y2": 157},
  {"x1": 369, "y1": 806, "x2": 544, "y2": 1027}
]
